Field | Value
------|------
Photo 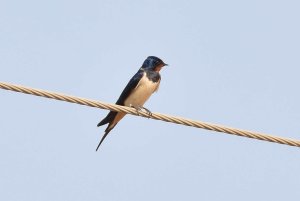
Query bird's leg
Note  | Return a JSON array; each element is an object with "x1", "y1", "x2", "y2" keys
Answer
[
  {"x1": 129, "y1": 104, "x2": 142, "y2": 116},
  {"x1": 129, "y1": 104, "x2": 152, "y2": 118},
  {"x1": 141, "y1": 106, "x2": 152, "y2": 117}
]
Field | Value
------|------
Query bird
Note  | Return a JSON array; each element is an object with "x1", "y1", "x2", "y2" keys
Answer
[{"x1": 96, "y1": 56, "x2": 168, "y2": 151}]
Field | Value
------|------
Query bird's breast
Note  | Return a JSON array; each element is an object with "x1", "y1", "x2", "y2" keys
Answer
[{"x1": 124, "y1": 72, "x2": 160, "y2": 107}]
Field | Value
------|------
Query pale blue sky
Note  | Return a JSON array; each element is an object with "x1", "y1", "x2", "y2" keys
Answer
[{"x1": 1, "y1": 0, "x2": 300, "y2": 200}]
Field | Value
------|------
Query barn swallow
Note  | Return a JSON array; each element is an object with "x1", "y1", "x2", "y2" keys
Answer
[{"x1": 96, "y1": 56, "x2": 168, "y2": 151}]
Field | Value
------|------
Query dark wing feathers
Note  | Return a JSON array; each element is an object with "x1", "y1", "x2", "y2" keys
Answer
[
  {"x1": 97, "y1": 111, "x2": 117, "y2": 127},
  {"x1": 97, "y1": 70, "x2": 144, "y2": 127},
  {"x1": 115, "y1": 69, "x2": 144, "y2": 105},
  {"x1": 96, "y1": 69, "x2": 145, "y2": 151}
]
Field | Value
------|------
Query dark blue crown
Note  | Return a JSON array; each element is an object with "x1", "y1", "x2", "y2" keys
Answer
[{"x1": 142, "y1": 56, "x2": 166, "y2": 69}]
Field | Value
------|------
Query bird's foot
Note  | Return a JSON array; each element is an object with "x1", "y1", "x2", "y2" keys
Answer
[
  {"x1": 129, "y1": 104, "x2": 152, "y2": 118},
  {"x1": 129, "y1": 104, "x2": 141, "y2": 115},
  {"x1": 141, "y1": 106, "x2": 152, "y2": 118}
]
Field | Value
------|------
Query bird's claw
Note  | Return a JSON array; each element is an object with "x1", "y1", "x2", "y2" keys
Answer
[
  {"x1": 141, "y1": 106, "x2": 152, "y2": 118},
  {"x1": 129, "y1": 104, "x2": 152, "y2": 118}
]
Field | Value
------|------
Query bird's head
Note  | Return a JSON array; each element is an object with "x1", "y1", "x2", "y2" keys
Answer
[{"x1": 141, "y1": 56, "x2": 168, "y2": 72}]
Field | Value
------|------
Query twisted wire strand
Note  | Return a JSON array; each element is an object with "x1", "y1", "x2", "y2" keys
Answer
[{"x1": 1, "y1": 81, "x2": 299, "y2": 148}]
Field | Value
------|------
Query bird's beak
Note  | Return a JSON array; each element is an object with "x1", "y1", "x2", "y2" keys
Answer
[{"x1": 164, "y1": 63, "x2": 168, "y2": 66}]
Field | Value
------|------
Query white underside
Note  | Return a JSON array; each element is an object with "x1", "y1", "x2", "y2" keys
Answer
[
  {"x1": 124, "y1": 72, "x2": 160, "y2": 107},
  {"x1": 108, "y1": 72, "x2": 160, "y2": 130}
]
